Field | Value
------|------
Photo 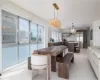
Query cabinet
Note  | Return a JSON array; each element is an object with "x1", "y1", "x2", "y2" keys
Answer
[{"x1": 88, "y1": 47, "x2": 100, "y2": 79}]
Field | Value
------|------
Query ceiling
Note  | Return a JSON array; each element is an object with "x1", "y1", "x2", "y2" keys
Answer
[
  {"x1": 9, "y1": 0, "x2": 100, "y2": 29},
  {"x1": 0, "y1": 0, "x2": 9, "y2": 6}
]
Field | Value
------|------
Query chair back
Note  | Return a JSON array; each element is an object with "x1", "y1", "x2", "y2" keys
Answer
[{"x1": 31, "y1": 54, "x2": 48, "y2": 66}]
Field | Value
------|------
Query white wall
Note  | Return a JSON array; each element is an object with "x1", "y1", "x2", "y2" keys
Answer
[
  {"x1": 67, "y1": 35, "x2": 77, "y2": 41},
  {"x1": 91, "y1": 20, "x2": 100, "y2": 47},
  {"x1": 63, "y1": 33, "x2": 77, "y2": 41}
]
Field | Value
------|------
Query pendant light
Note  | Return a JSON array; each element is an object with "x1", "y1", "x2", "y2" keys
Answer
[
  {"x1": 71, "y1": 23, "x2": 76, "y2": 34},
  {"x1": 49, "y1": 3, "x2": 61, "y2": 28}
]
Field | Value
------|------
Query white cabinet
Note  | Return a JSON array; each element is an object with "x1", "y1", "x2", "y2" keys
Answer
[{"x1": 88, "y1": 47, "x2": 100, "y2": 79}]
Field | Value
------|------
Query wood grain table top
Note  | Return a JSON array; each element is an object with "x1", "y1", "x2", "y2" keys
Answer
[{"x1": 33, "y1": 45, "x2": 67, "y2": 56}]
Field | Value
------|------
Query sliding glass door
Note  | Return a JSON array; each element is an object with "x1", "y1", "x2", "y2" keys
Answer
[
  {"x1": 2, "y1": 10, "x2": 18, "y2": 69},
  {"x1": 2, "y1": 10, "x2": 44, "y2": 70},
  {"x1": 37, "y1": 25, "x2": 44, "y2": 49},
  {"x1": 18, "y1": 18, "x2": 30, "y2": 62},
  {"x1": 30, "y1": 22, "x2": 38, "y2": 54}
]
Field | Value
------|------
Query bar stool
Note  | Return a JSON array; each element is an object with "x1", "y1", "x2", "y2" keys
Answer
[{"x1": 31, "y1": 54, "x2": 51, "y2": 80}]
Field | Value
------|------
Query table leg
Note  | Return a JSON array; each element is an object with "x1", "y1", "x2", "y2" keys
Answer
[
  {"x1": 51, "y1": 56, "x2": 56, "y2": 72},
  {"x1": 63, "y1": 50, "x2": 66, "y2": 56},
  {"x1": 71, "y1": 56, "x2": 74, "y2": 63},
  {"x1": 28, "y1": 57, "x2": 32, "y2": 70}
]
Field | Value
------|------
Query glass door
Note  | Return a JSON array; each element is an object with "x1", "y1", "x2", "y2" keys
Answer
[
  {"x1": 18, "y1": 17, "x2": 30, "y2": 63},
  {"x1": 37, "y1": 25, "x2": 44, "y2": 49},
  {"x1": 30, "y1": 22, "x2": 38, "y2": 54},
  {"x1": 2, "y1": 10, "x2": 45, "y2": 70},
  {"x1": 2, "y1": 10, "x2": 18, "y2": 69}
]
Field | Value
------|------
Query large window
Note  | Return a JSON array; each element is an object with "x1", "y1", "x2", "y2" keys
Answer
[
  {"x1": 2, "y1": 10, "x2": 44, "y2": 70},
  {"x1": 19, "y1": 18, "x2": 29, "y2": 44},
  {"x1": 2, "y1": 10, "x2": 18, "y2": 44}
]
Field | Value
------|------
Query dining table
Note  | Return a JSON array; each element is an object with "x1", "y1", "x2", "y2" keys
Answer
[{"x1": 28, "y1": 45, "x2": 67, "y2": 72}]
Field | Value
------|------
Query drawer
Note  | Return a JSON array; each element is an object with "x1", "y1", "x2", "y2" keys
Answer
[
  {"x1": 88, "y1": 52, "x2": 93, "y2": 61},
  {"x1": 91, "y1": 60, "x2": 98, "y2": 78},
  {"x1": 92, "y1": 54, "x2": 99, "y2": 68},
  {"x1": 89, "y1": 59, "x2": 98, "y2": 78}
]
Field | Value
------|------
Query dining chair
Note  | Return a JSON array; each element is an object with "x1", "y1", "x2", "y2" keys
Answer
[{"x1": 31, "y1": 54, "x2": 51, "y2": 80}]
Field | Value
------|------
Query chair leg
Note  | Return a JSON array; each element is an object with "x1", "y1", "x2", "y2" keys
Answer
[
  {"x1": 46, "y1": 67, "x2": 50, "y2": 80},
  {"x1": 32, "y1": 68, "x2": 33, "y2": 80},
  {"x1": 37, "y1": 70, "x2": 39, "y2": 75},
  {"x1": 46, "y1": 65, "x2": 51, "y2": 80},
  {"x1": 49, "y1": 64, "x2": 51, "y2": 79},
  {"x1": 32, "y1": 69, "x2": 38, "y2": 80}
]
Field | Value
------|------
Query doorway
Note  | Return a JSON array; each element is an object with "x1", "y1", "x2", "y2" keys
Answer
[{"x1": 77, "y1": 32, "x2": 83, "y2": 48}]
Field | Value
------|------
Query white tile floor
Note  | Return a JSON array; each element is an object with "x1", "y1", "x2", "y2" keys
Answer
[{"x1": 0, "y1": 49, "x2": 97, "y2": 80}]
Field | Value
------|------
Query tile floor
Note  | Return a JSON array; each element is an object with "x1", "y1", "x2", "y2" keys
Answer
[{"x1": 0, "y1": 49, "x2": 97, "y2": 80}]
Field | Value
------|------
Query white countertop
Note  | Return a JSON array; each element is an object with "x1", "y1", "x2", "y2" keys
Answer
[{"x1": 88, "y1": 47, "x2": 100, "y2": 59}]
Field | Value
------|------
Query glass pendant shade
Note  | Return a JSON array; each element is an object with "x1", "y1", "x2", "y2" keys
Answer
[
  {"x1": 71, "y1": 28, "x2": 76, "y2": 34},
  {"x1": 71, "y1": 23, "x2": 76, "y2": 34},
  {"x1": 49, "y1": 3, "x2": 61, "y2": 28},
  {"x1": 49, "y1": 18, "x2": 61, "y2": 28}
]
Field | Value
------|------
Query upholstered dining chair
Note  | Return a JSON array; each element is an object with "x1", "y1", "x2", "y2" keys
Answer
[{"x1": 31, "y1": 54, "x2": 51, "y2": 80}]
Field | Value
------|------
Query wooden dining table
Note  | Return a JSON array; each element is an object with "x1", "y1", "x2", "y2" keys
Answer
[{"x1": 28, "y1": 45, "x2": 67, "y2": 72}]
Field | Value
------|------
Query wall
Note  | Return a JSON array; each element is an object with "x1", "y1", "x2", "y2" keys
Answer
[
  {"x1": 91, "y1": 20, "x2": 100, "y2": 47},
  {"x1": 62, "y1": 33, "x2": 77, "y2": 41}
]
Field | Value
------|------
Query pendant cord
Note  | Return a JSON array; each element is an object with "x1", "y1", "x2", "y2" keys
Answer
[
  {"x1": 54, "y1": 7, "x2": 55, "y2": 19},
  {"x1": 57, "y1": 10, "x2": 58, "y2": 19}
]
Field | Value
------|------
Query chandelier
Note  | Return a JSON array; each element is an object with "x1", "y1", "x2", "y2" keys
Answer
[
  {"x1": 71, "y1": 23, "x2": 76, "y2": 34},
  {"x1": 49, "y1": 3, "x2": 61, "y2": 28}
]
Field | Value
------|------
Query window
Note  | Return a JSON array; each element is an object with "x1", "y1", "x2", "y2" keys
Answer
[
  {"x1": 56, "y1": 31, "x2": 59, "y2": 42},
  {"x1": 2, "y1": 10, "x2": 18, "y2": 44},
  {"x1": 2, "y1": 10, "x2": 45, "y2": 70},
  {"x1": 30, "y1": 22, "x2": 37, "y2": 43},
  {"x1": 59, "y1": 32, "x2": 62, "y2": 41},
  {"x1": 19, "y1": 18, "x2": 29, "y2": 44},
  {"x1": 52, "y1": 30, "x2": 62, "y2": 42}
]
